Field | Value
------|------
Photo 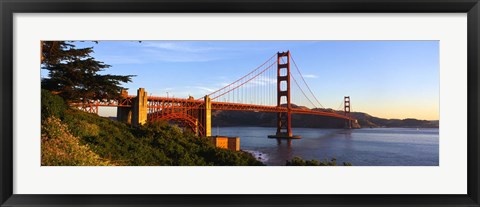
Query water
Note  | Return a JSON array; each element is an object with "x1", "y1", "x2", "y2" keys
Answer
[{"x1": 215, "y1": 127, "x2": 439, "y2": 166}]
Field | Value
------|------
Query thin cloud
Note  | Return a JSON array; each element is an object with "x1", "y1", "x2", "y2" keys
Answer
[
  {"x1": 142, "y1": 42, "x2": 223, "y2": 53},
  {"x1": 218, "y1": 82, "x2": 231, "y2": 87},
  {"x1": 97, "y1": 55, "x2": 144, "y2": 65},
  {"x1": 249, "y1": 77, "x2": 276, "y2": 86},
  {"x1": 303, "y1": 74, "x2": 318, "y2": 78},
  {"x1": 194, "y1": 86, "x2": 216, "y2": 93},
  {"x1": 215, "y1": 77, "x2": 276, "y2": 90},
  {"x1": 141, "y1": 48, "x2": 222, "y2": 63},
  {"x1": 130, "y1": 41, "x2": 295, "y2": 64},
  {"x1": 139, "y1": 41, "x2": 276, "y2": 63}
]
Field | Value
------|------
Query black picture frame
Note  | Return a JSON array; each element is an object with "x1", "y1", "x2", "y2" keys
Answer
[{"x1": 1, "y1": 0, "x2": 479, "y2": 206}]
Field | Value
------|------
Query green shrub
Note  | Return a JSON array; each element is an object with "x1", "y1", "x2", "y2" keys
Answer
[
  {"x1": 59, "y1": 109, "x2": 263, "y2": 166},
  {"x1": 41, "y1": 116, "x2": 112, "y2": 166},
  {"x1": 286, "y1": 156, "x2": 351, "y2": 166},
  {"x1": 343, "y1": 162, "x2": 353, "y2": 166},
  {"x1": 65, "y1": 118, "x2": 100, "y2": 138},
  {"x1": 41, "y1": 89, "x2": 66, "y2": 120},
  {"x1": 41, "y1": 93, "x2": 264, "y2": 166}
]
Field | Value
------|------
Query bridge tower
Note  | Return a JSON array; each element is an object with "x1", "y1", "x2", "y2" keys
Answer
[
  {"x1": 275, "y1": 51, "x2": 293, "y2": 137},
  {"x1": 344, "y1": 96, "x2": 352, "y2": 129}
]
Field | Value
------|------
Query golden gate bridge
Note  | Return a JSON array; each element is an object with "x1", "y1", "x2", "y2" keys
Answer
[{"x1": 71, "y1": 51, "x2": 356, "y2": 139}]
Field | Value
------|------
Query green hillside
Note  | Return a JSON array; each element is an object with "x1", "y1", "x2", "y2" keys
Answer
[{"x1": 41, "y1": 89, "x2": 263, "y2": 166}]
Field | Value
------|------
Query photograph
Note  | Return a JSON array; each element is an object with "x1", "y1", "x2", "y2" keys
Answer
[
  {"x1": 40, "y1": 40, "x2": 439, "y2": 166},
  {"x1": 3, "y1": 0, "x2": 478, "y2": 205}
]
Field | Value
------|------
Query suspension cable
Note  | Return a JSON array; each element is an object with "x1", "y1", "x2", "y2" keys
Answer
[
  {"x1": 211, "y1": 61, "x2": 277, "y2": 100},
  {"x1": 290, "y1": 54, "x2": 325, "y2": 108},
  {"x1": 205, "y1": 53, "x2": 277, "y2": 100}
]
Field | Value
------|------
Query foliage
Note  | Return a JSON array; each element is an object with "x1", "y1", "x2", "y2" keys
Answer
[
  {"x1": 41, "y1": 41, "x2": 134, "y2": 101},
  {"x1": 65, "y1": 110, "x2": 264, "y2": 166},
  {"x1": 41, "y1": 93, "x2": 263, "y2": 166},
  {"x1": 41, "y1": 116, "x2": 112, "y2": 166},
  {"x1": 41, "y1": 89, "x2": 67, "y2": 120},
  {"x1": 343, "y1": 162, "x2": 353, "y2": 166},
  {"x1": 286, "y1": 156, "x2": 352, "y2": 166}
]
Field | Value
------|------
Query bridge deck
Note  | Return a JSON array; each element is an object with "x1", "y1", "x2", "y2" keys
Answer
[{"x1": 71, "y1": 96, "x2": 355, "y2": 121}]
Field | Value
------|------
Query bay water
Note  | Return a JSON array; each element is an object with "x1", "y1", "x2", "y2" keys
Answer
[{"x1": 214, "y1": 127, "x2": 439, "y2": 166}]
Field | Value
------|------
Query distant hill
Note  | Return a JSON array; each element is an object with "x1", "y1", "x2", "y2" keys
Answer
[
  {"x1": 350, "y1": 112, "x2": 438, "y2": 128},
  {"x1": 211, "y1": 104, "x2": 438, "y2": 128}
]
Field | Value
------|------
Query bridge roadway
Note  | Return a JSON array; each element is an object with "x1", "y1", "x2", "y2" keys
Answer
[{"x1": 71, "y1": 95, "x2": 355, "y2": 121}]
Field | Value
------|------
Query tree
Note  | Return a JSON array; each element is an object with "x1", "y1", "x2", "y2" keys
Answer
[{"x1": 41, "y1": 41, "x2": 134, "y2": 101}]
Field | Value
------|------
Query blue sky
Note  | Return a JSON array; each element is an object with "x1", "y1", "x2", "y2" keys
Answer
[{"x1": 42, "y1": 40, "x2": 439, "y2": 120}]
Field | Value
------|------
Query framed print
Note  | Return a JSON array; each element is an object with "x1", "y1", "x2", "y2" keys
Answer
[{"x1": 1, "y1": 0, "x2": 479, "y2": 206}]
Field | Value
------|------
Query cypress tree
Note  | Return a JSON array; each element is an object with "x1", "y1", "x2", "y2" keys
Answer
[{"x1": 41, "y1": 41, "x2": 134, "y2": 102}]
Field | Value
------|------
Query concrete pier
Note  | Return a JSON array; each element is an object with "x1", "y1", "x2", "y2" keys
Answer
[
  {"x1": 132, "y1": 88, "x2": 148, "y2": 126},
  {"x1": 201, "y1": 95, "x2": 212, "y2": 137},
  {"x1": 117, "y1": 89, "x2": 132, "y2": 124}
]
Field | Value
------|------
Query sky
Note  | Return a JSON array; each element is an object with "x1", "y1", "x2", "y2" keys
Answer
[{"x1": 41, "y1": 41, "x2": 439, "y2": 120}]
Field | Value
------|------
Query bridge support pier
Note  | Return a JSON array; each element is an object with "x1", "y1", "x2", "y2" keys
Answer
[
  {"x1": 200, "y1": 95, "x2": 212, "y2": 137},
  {"x1": 117, "y1": 89, "x2": 132, "y2": 124},
  {"x1": 132, "y1": 88, "x2": 148, "y2": 126}
]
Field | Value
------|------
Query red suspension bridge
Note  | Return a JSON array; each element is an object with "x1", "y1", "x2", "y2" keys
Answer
[{"x1": 72, "y1": 51, "x2": 356, "y2": 139}]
